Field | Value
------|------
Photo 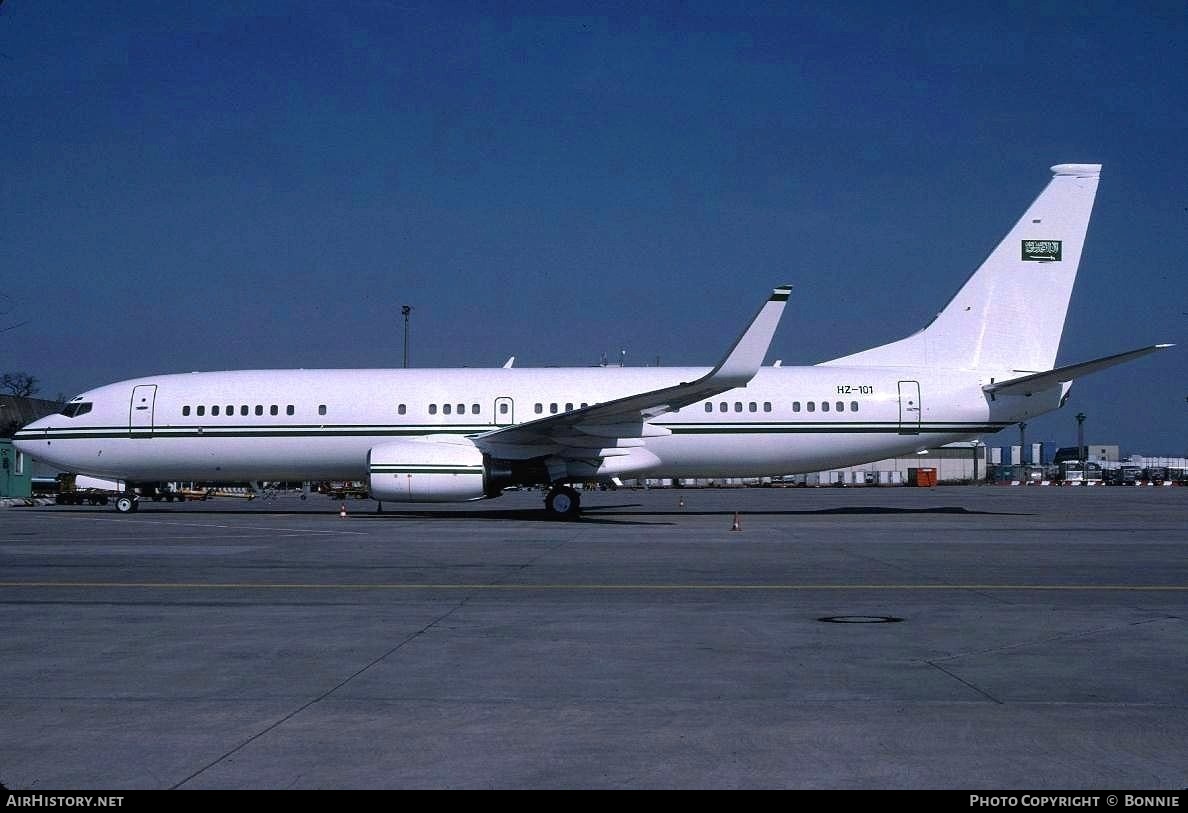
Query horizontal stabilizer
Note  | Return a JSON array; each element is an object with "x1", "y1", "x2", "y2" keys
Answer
[{"x1": 983, "y1": 344, "x2": 1174, "y2": 397}]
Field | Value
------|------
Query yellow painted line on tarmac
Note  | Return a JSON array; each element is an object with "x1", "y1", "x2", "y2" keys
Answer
[{"x1": 0, "y1": 582, "x2": 1184, "y2": 592}]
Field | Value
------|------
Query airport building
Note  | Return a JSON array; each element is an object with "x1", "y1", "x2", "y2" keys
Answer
[
  {"x1": 626, "y1": 442, "x2": 987, "y2": 488},
  {"x1": 630, "y1": 442, "x2": 1186, "y2": 488}
]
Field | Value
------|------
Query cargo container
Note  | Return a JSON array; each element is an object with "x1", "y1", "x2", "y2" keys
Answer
[{"x1": 907, "y1": 467, "x2": 937, "y2": 487}]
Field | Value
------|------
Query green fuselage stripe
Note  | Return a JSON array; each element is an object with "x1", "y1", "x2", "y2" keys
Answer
[
  {"x1": 370, "y1": 466, "x2": 483, "y2": 475},
  {"x1": 17, "y1": 421, "x2": 1012, "y2": 442}
]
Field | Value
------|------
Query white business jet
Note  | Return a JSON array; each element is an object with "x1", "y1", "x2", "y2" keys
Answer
[{"x1": 14, "y1": 164, "x2": 1171, "y2": 517}]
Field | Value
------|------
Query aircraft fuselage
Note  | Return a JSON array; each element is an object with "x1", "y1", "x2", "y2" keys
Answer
[{"x1": 16, "y1": 365, "x2": 1040, "y2": 483}]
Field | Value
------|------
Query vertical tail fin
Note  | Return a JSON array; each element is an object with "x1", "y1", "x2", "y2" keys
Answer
[{"x1": 823, "y1": 163, "x2": 1101, "y2": 373}]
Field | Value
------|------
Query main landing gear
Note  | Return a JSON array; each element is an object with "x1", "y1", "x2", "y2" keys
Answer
[
  {"x1": 114, "y1": 494, "x2": 139, "y2": 513},
  {"x1": 545, "y1": 485, "x2": 581, "y2": 520}
]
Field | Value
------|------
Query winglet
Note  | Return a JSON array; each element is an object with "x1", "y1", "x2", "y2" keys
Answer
[
  {"x1": 474, "y1": 284, "x2": 793, "y2": 447},
  {"x1": 704, "y1": 285, "x2": 791, "y2": 388}
]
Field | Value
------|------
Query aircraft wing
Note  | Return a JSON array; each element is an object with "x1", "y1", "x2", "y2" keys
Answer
[
  {"x1": 983, "y1": 344, "x2": 1174, "y2": 397},
  {"x1": 473, "y1": 285, "x2": 790, "y2": 457}
]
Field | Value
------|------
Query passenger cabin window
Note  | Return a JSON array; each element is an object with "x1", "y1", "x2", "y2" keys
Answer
[
  {"x1": 456, "y1": 403, "x2": 464, "y2": 415},
  {"x1": 500, "y1": 403, "x2": 509, "y2": 415},
  {"x1": 565, "y1": 402, "x2": 573, "y2": 412},
  {"x1": 550, "y1": 403, "x2": 558, "y2": 414},
  {"x1": 763, "y1": 402, "x2": 772, "y2": 413},
  {"x1": 255, "y1": 405, "x2": 263, "y2": 416},
  {"x1": 836, "y1": 401, "x2": 844, "y2": 412},
  {"x1": 226, "y1": 404, "x2": 233, "y2": 415},
  {"x1": 429, "y1": 404, "x2": 438, "y2": 415},
  {"x1": 748, "y1": 402, "x2": 757, "y2": 413},
  {"x1": 734, "y1": 402, "x2": 742, "y2": 412},
  {"x1": 197, "y1": 406, "x2": 205, "y2": 416},
  {"x1": 182, "y1": 406, "x2": 191, "y2": 417},
  {"x1": 398, "y1": 404, "x2": 406, "y2": 415},
  {"x1": 287, "y1": 405, "x2": 295, "y2": 416},
  {"x1": 317, "y1": 405, "x2": 326, "y2": 416},
  {"x1": 792, "y1": 402, "x2": 800, "y2": 413},
  {"x1": 806, "y1": 402, "x2": 815, "y2": 413},
  {"x1": 271, "y1": 405, "x2": 279, "y2": 416},
  {"x1": 212, "y1": 406, "x2": 220, "y2": 416},
  {"x1": 850, "y1": 401, "x2": 858, "y2": 412},
  {"x1": 719, "y1": 402, "x2": 727, "y2": 413},
  {"x1": 822, "y1": 401, "x2": 830, "y2": 412},
  {"x1": 240, "y1": 405, "x2": 248, "y2": 416},
  {"x1": 443, "y1": 404, "x2": 452, "y2": 415},
  {"x1": 705, "y1": 403, "x2": 713, "y2": 413},
  {"x1": 472, "y1": 404, "x2": 480, "y2": 415},
  {"x1": 535, "y1": 403, "x2": 543, "y2": 414}
]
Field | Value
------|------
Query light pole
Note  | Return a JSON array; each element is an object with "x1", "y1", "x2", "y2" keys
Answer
[
  {"x1": 1019, "y1": 422, "x2": 1027, "y2": 465},
  {"x1": 401, "y1": 305, "x2": 412, "y2": 369},
  {"x1": 1076, "y1": 412, "x2": 1086, "y2": 462}
]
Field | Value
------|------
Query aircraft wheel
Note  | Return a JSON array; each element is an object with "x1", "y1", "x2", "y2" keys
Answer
[
  {"x1": 545, "y1": 485, "x2": 581, "y2": 520},
  {"x1": 115, "y1": 495, "x2": 136, "y2": 514}
]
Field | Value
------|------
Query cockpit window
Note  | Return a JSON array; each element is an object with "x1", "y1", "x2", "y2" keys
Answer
[{"x1": 60, "y1": 402, "x2": 93, "y2": 418}]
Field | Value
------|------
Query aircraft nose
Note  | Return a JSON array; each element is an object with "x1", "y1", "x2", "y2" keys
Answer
[{"x1": 12, "y1": 416, "x2": 49, "y2": 453}]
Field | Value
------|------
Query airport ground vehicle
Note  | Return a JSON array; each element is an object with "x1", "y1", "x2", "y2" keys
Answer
[
  {"x1": 52, "y1": 473, "x2": 120, "y2": 505},
  {"x1": 1104, "y1": 465, "x2": 1143, "y2": 485},
  {"x1": 52, "y1": 474, "x2": 184, "y2": 507},
  {"x1": 1058, "y1": 461, "x2": 1103, "y2": 485},
  {"x1": 318, "y1": 481, "x2": 370, "y2": 500},
  {"x1": 1143, "y1": 466, "x2": 1169, "y2": 485}
]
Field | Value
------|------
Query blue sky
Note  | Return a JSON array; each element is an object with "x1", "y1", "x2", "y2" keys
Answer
[{"x1": 1, "y1": 1, "x2": 1184, "y2": 455}]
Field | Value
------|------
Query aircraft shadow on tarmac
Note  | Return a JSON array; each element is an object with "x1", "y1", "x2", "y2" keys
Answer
[
  {"x1": 332, "y1": 504, "x2": 1030, "y2": 524},
  {"x1": 33, "y1": 504, "x2": 668, "y2": 526},
  {"x1": 38, "y1": 503, "x2": 1030, "y2": 525},
  {"x1": 586, "y1": 505, "x2": 1033, "y2": 517}
]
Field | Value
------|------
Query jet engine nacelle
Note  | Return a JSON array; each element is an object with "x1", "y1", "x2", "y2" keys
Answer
[{"x1": 367, "y1": 436, "x2": 487, "y2": 503}]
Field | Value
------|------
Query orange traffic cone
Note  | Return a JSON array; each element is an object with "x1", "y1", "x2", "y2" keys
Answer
[
  {"x1": 731, "y1": 512, "x2": 742, "y2": 531},
  {"x1": 340, "y1": 503, "x2": 347, "y2": 518}
]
